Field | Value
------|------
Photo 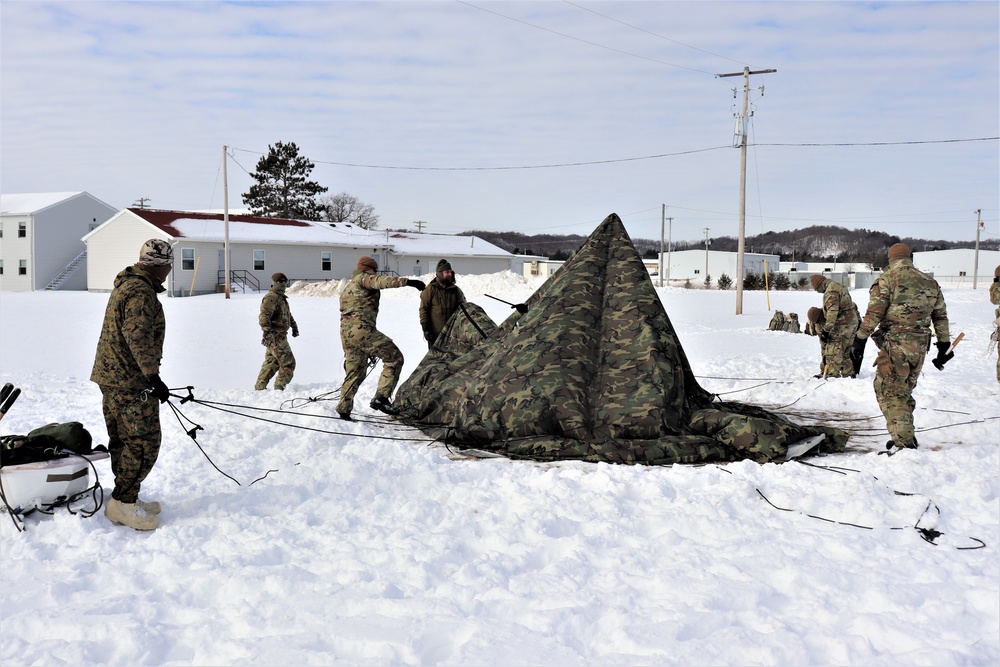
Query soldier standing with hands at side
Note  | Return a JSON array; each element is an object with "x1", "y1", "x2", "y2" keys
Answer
[
  {"x1": 256, "y1": 272, "x2": 298, "y2": 391},
  {"x1": 91, "y1": 239, "x2": 173, "y2": 531},
  {"x1": 850, "y1": 243, "x2": 950, "y2": 452}
]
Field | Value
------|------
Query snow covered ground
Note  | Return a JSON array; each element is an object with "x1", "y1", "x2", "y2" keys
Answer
[{"x1": 1, "y1": 272, "x2": 997, "y2": 666}]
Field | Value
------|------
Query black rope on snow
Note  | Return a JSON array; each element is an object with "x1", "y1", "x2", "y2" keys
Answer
[
  {"x1": 278, "y1": 356, "x2": 379, "y2": 411},
  {"x1": 752, "y1": 459, "x2": 986, "y2": 550},
  {"x1": 165, "y1": 398, "x2": 241, "y2": 487}
]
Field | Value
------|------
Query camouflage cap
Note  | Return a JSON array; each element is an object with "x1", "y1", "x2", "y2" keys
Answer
[
  {"x1": 138, "y1": 239, "x2": 172, "y2": 266},
  {"x1": 357, "y1": 256, "x2": 377, "y2": 272}
]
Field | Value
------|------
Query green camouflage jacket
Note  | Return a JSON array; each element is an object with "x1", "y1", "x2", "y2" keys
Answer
[
  {"x1": 419, "y1": 278, "x2": 466, "y2": 338},
  {"x1": 259, "y1": 288, "x2": 297, "y2": 333},
  {"x1": 339, "y1": 270, "x2": 409, "y2": 337},
  {"x1": 858, "y1": 258, "x2": 949, "y2": 342},
  {"x1": 991, "y1": 281, "x2": 1000, "y2": 318},
  {"x1": 820, "y1": 279, "x2": 859, "y2": 336},
  {"x1": 90, "y1": 265, "x2": 166, "y2": 390}
]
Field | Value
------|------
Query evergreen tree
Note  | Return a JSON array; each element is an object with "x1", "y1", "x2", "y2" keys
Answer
[{"x1": 243, "y1": 141, "x2": 328, "y2": 220}]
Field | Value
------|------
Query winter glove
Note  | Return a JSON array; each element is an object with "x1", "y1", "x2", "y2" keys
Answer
[
  {"x1": 849, "y1": 336, "x2": 867, "y2": 371},
  {"x1": 513, "y1": 303, "x2": 528, "y2": 314},
  {"x1": 819, "y1": 331, "x2": 831, "y2": 344},
  {"x1": 407, "y1": 279, "x2": 426, "y2": 291},
  {"x1": 932, "y1": 341, "x2": 953, "y2": 370},
  {"x1": 145, "y1": 374, "x2": 170, "y2": 403},
  {"x1": 291, "y1": 326, "x2": 299, "y2": 338}
]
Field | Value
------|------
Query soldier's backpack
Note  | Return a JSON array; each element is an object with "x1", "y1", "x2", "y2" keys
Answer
[
  {"x1": 0, "y1": 422, "x2": 95, "y2": 467},
  {"x1": 767, "y1": 311, "x2": 787, "y2": 331},
  {"x1": 783, "y1": 313, "x2": 801, "y2": 334}
]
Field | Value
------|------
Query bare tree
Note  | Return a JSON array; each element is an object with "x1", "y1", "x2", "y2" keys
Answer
[{"x1": 319, "y1": 192, "x2": 380, "y2": 229}]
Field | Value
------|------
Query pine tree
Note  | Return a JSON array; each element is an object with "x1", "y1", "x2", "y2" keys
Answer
[{"x1": 242, "y1": 142, "x2": 328, "y2": 219}]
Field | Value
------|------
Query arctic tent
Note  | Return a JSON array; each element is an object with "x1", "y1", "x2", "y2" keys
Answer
[{"x1": 396, "y1": 214, "x2": 847, "y2": 465}]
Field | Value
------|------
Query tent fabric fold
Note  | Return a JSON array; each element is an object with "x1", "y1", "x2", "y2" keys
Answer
[{"x1": 397, "y1": 213, "x2": 847, "y2": 464}]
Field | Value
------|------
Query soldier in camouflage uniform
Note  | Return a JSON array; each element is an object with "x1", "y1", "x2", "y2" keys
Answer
[
  {"x1": 850, "y1": 243, "x2": 950, "y2": 450},
  {"x1": 419, "y1": 259, "x2": 466, "y2": 348},
  {"x1": 91, "y1": 239, "x2": 173, "y2": 531},
  {"x1": 809, "y1": 274, "x2": 860, "y2": 377},
  {"x1": 335, "y1": 256, "x2": 425, "y2": 419},
  {"x1": 991, "y1": 265, "x2": 1000, "y2": 383},
  {"x1": 256, "y1": 272, "x2": 299, "y2": 390}
]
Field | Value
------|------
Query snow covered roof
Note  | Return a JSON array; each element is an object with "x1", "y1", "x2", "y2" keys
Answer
[
  {"x1": 115, "y1": 208, "x2": 513, "y2": 257},
  {"x1": 125, "y1": 208, "x2": 392, "y2": 248},
  {"x1": 0, "y1": 192, "x2": 90, "y2": 215}
]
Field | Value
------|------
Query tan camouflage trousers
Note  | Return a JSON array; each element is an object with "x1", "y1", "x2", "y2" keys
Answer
[
  {"x1": 820, "y1": 332, "x2": 856, "y2": 377},
  {"x1": 100, "y1": 385, "x2": 162, "y2": 504},
  {"x1": 336, "y1": 329, "x2": 403, "y2": 415},
  {"x1": 872, "y1": 335, "x2": 928, "y2": 447},
  {"x1": 256, "y1": 336, "x2": 296, "y2": 390}
]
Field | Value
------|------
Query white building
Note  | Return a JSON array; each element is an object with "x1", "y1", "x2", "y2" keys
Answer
[
  {"x1": 83, "y1": 208, "x2": 515, "y2": 296},
  {"x1": 659, "y1": 249, "x2": 781, "y2": 285},
  {"x1": 912, "y1": 248, "x2": 1000, "y2": 287},
  {"x1": 0, "y1": 192, "x2": 117, "y2": 292}
]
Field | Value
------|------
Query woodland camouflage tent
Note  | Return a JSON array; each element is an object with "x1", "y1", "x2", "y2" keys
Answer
[{"x1": 396, "y1": 213, "x2": 847, "y2": 465}]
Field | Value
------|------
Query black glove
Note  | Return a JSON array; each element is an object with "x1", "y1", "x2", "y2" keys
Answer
[
  {"x1": 849, "y1": 336, "x2": 867, "y2": 371},
  {"x1": 932, "y1": 341, "x2": 953, "y2": 370},
  {"x1": 408, "y1": 279, "x2": 426, "y2": 291},
  {"x1": 513, "y1": 303, "x2": 528, "y2": 314},
  {"x1": 291, "y1": 326, "x2": 299, "y2": 338},
  {"x1": 423, "y1": 329, "x2": 435, "y2": 345},
  {"x1": 819, "y1": 331, "x2": 830, "y2": 344},
  {"x1": 145, "y1": 374, "x2": 170, "y2": 403}
]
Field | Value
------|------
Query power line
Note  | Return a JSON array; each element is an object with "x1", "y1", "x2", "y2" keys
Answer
[
  {"x1": 229, "y1": 136, "x2": 997, "y2": 173},
  {"x1": 455, "y1": 0, "x2": 718, "y2": 75},
  {"x1": 562, "y1": 0, "x2": 749, "y2": 67}
]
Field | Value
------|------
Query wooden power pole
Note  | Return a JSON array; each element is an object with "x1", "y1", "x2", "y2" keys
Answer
[{"x1": 717, "y1": 66, "x2": 776, "y2": 314}]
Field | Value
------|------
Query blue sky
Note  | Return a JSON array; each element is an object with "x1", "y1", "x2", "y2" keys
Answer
[{"x1": 2, "y1": 1, "x2": 997, "y2": 244}]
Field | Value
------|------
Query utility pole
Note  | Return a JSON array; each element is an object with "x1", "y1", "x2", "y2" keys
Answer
[
  {"x1": 973, "y1": 208, "x2": 983, "y2": 289},
  {"x1": 223, "y1": 145, "x2": 231, "y2": 299},
  {"x1": 133, "y1": 197, "x2": 151, "y2": 209},
  {"x1": 413, "y1": 220, "x2": 428, "y2": 233},
  {"x1": 659, "y1": 205, "x2": 665, "y2": 287},
  {"x1": 717, "y1": 65, "x2": 776, "y2": 314},
  {"x1": 667, "y1": 216, "x2": 673, "y2": 284},
  {"x1": 703, "y1": 228, "x2": 711, "y2": 281}
]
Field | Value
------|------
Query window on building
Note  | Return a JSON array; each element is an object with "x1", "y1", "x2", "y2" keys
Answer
[
  {"x1": 19, "y1": 259, "x2": 27, "y2": 275},
  {"x1": 959, "y1": 271, "x2": 967, "y2": 277},
  {"x1": 182, "y1": 248, "x2": 195, "y2": 271},
  {"x1": 253, "y1": 249, "x2": 265, "y2": 271},
  {"x1": 18, "y1": 222, "x2": 26, "y2": 238},
  {"x1": 530, "y1": 260, "x2": 539, "y2": 276},
  {"x1": 694, "y1": 269, "x2": 701, "y2": 275},
  {"x1": 321, "y1": 251, "x2": 332, "y2": 271},
  {"x1": 0, "y1": 260, "x2": 3, "y2": 274}
]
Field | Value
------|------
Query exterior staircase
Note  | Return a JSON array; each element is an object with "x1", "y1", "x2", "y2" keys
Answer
[{"x1": 44, "y1": 250, "x2": 87, "y2": 291}]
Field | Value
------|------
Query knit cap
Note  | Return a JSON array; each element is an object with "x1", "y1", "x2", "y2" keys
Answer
[
  {"x1": 807, "y1": 307, "x2": 824, "y2": 323},
  {"x1": 272, "y1": 272, "x2": 288, "y2": 283},
  {"x1": 357, "y1": 256, "x2": 377, "y2": 272},
  {"x1": 138, "y1": 239, "x2": 173, "y2": 266},
  {"x1": 809, "y1": 274, "x2": 825, "y2": 291},
  {"x1": 436, "y1": 259, "x2": 452, "y2": 273},
  {"x1": 887, "y1": 243, "x2": 910, "y2": 263}
]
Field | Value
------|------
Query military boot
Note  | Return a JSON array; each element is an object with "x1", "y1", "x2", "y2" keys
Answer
[
  {"x1": 105, "y1": 498, "x2": 159, "y2": 531},
  {"x1": 370, "y1": 395, "x2": 400, "y2": 415},
  {"x1": 136, "y1": 498, "x2": 162, "y2": 515}
]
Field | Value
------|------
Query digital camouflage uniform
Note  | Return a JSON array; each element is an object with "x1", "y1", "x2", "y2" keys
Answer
[
  {"x1": 90, "y1": 265, "x2": 166, "y2": 504},
  {"x1": 256, "y1": 286, "x2": 298, "y2": 390},
  {"x1": 419, "y1": 276, "x2": 466, "y2": 345},
  {"x1": 336, "y1": 269, "x2": 412, "y2": 415},
  {"x1": 990, "y1": 271, "x2": 1000, "y2": 383},
  {"x1": 856, "y1": 257, "x2": 949, "y2": 447},
  {"x1": 814, "y1": 277, "x2": 860, "y2": 377}
]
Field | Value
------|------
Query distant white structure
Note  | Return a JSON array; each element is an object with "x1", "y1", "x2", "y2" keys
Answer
[
  {"x1": 521, "y1": 259, "x2": 564, "y2": 280},
  {"x1": 912, "y1": 248, "x2": 1000, "y2": 287},
  {"x1": 660, "y1": 249, "x2": 780, "y2": 285},
  {"x1": 83, "y1": 208, "x2": 516, "y2": 296},
  {"x1": 0, "y1": 192, "x2": 117, "y2": 292}
]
